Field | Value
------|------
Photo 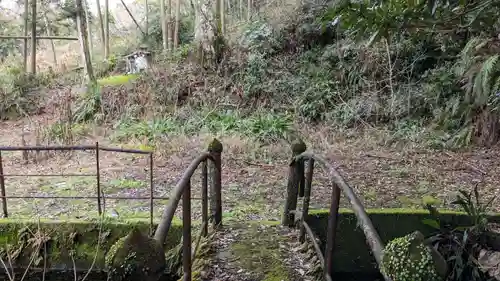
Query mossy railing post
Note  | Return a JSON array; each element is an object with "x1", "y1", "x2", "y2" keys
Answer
[
  {"x1": 208, "y1": 139, "x2": 223, "y2": 228},
  {"x1": 282, "y1": 139, "x2": 307, "y2": 226},
  {"x1": 299, "y1": 158, "x2": 314, "y2": 242}
]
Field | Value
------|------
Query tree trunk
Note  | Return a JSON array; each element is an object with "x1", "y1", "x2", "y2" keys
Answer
[
  {"x1": 84, "y1": 0, "x2": 93, "y2": 60},
  {"x1": 30, "y1": 0, "x2": 37, "y2": 74},
  {"x1": 239, "y1": 0, "x2": 243, "y2": 19},
  {"x1": 167, "y1": 0, "x2": 172, "y2": 50},
  {"x1": 193, "y1": 0, "x2": 215, "y2": 59},
  {"x1": 104, "y1": 0, "x2": 109, "y2": 58},
  {"x1": 23, "y1": 0, "x2": 29, "y2": 72},
  {"x1": 43, "y1": 12, "x2": 57, "y2": 66},
  {"x1": 173, "y1": 0, "x2": 181, "y2": 49},
  {"x1": 247, "y1": 0, "x2": 251, "y2": 21},
  {"x1": 75, "y1": 0, "x2": 95, "y2": 83},
  {"x1": 220, "y1": 0, "x2": 225, "y2": 35},
  {"x1": 145, "y1": 0, "x2": 149, "y2": 36},
  {"x1": 161, "y1": 0, "x2": 167, "y2": 50},
  {"x1": 95, "y1": 0, "x2": 106, "y2": 56}
]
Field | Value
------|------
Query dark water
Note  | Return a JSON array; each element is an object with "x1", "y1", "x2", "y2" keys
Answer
[
  {"x1": 0, "y1": 269, "x2": 379, "y2": 281},
  {"x1": 0, "y1": 269, "x2": 179, "y2": 281},
  {"x1": 332, "y1": 272, "x2": 384, "y2": 281},
  {"x1": 0, "y1": 269, "x2": 107, "y2": 281}
]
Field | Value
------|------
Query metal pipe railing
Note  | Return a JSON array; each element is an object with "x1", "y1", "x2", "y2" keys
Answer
[
  {"x1": 282, "y1": 141, "x2": 389, "y2": 281},
  {"x1": 153, "y1": 139, "x2": 223, "y2": 281},
  {"x1": 0, "y1": 142, "x2": 155, "y2": 222}
]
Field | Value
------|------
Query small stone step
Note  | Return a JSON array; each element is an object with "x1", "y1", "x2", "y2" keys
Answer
[{"x1": 201, "y1": 222, "x2": 317, "y2": 281}]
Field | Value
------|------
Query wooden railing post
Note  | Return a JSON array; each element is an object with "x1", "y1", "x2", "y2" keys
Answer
[
  {"x1": 282, "y1": 139, "x2": 306, "y2": 226},
  {"x1": 299, "y1": 158, "x2": 314, "y2": 242},
  {"x1": 201, "y1": 160, "x2": 208, "y2": 236},
  {"x1": 208, "y1": 138, "x2": 223, "y2": 228},
  {"x1": 0, "y1": 151, "x2": 7, "y2": 218},
  {"x1": 182, "y1": 179, "x2": 192, "y2": 281},
  {"x1": 95, "y1": 142, "x2": 102, "y2": 216},
  {"x1": 324, "y1": 182, "x2": 341, "y2": 278}
]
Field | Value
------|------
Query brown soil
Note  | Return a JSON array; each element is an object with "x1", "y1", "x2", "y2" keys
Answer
[{"x1": 0, "y1": 106, "x2": 499, "y2": 220}]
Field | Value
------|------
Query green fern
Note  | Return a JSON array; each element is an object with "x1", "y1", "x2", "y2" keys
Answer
[
  {"x1": 480, "y1": 55, "x2": 500, "y2": 95},
  {"x1": 454, "y1": 37, "x2": 489, "y2": 77}
]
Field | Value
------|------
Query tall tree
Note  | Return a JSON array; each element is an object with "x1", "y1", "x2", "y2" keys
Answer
[
  {"x1": 173, "y1": 0, "x2": 180, "y2": 48},
  {"x1": 83, "y1": 0, "x2": 93, "y2": 60},
  {"x1": 160, "y1": 0, "x2": 167, "y2": 50},
  {"x1": 104, "y1": 0, "x2": 109, "y2": 58},
  {"x1": 42, "y1": 10, "x2": 57, "y2": 65},
  {"x1": 95, "y1": 0, "x2": 106, "y2": 56},
  {"x1": 75, "y1": 0, "x2": 95, "y2": 82},
  {"x1": 167, "y1": 0, "x2": 172, "y2": 49}
]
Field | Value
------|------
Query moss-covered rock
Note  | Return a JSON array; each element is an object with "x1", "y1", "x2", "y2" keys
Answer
[
  {"x1": 208, "y1": 138, "x2": 223, "y2": 153},
  {"x1": 381, "y1": 231, "x2": 446, "y2": 281},
  {"x1": 290, "y1": 138, "x2": 306, "y2": 154},
  {"x1": 106, "y1": 228, "x2": 166, "y2": 281}
]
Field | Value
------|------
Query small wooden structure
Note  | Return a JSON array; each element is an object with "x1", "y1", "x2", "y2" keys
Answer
[{"x1": 125, "y1": 45, "x2": 152, "y2": 74}]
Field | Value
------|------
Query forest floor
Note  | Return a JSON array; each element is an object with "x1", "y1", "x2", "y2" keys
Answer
[{"x1": 1, "y1": 97, "x2": 499, "y2": 221}]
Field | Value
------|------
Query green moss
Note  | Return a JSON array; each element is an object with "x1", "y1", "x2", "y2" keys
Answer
[
  {"x1": 208, "y1": 138, "x2": 223, "y2": 153},
  {"x1": 107, "y1": 228, "x2": 165, "y2": 281},
  {"x1": 263, "y1": 266, "x2": 289, "y2": 281},
  {"x1": 229, "y1": 224, "x2": 290, "y2": 281},
  {"x1": 106, "y1": 236, "x2": 126, "y2": 267},
  {"x1": 0, "y1": 219, "x2": 183, "y2": 270},
  {"x1": 308, "y1": 207, "x2": 477, "y2": 216},
  {"x1": 97, "y1": 74, "x2": 138, "y2": 86},
  {"x1": 381, "y1": 231, "x2": 444, "y2": 281},
  {"x1": 290, "y1": 138, "x2": 307, "y2": 154}
]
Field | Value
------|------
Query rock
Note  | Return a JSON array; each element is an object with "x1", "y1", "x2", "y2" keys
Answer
[
  {"x1": 482, "y1": 223, "x2": 500, "y2": 251},
  {"x1": 381, "y1": 231, "x2": 446, "y2": 281},
  {"x1": 478, "y1": 249, "x2": 500, "y2": 280},
  {"x1": 106, "y1": 228, "x2": 166, "y2": 281}
]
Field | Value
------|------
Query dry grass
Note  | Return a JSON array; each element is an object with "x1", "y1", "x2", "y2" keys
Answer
[{"x1": 1, "y1": 113, "x2": 499, "y2": 222}]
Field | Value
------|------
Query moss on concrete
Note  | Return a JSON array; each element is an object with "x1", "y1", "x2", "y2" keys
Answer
[
  {"x1": 305, "y1": 208, "x2": 500, "y2": 274},
  {"x1": 0, "y1": 218, "x2": 183, "y2": 270},
  {"x1": 229, "y1": 224, "x2": 290, "y2": 281},
  {"x1": 106, "y1": 228, "x2": 166, "y2": 281}
]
